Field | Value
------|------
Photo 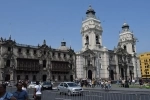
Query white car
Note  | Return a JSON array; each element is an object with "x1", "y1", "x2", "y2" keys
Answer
[
  {"x1": 28, "y1": 82, "x2": 36, "y2": 88},
  {"x1": 57, "y1": 82, "x2": 83, "y2": 96}
]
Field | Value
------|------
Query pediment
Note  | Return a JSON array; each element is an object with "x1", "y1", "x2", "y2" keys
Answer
[
  {"x1": 81, "y1": 49, "x2": 95, "y2": 56},
  {"x1": 38, "y1": 44, "x2": 50, "y2": 50},
  {"x1": 115, "y1": 47, "x2": 128, "y2": 55}
]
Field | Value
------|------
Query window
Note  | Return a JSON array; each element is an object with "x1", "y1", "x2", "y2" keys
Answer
[
  {"x1": 52, "y1": 52, "x2": 55, "y2": 57},
  {"x1": 18, "y1": 48, "x2": 22, "y2": 53},
  {"x1": 70, "y1": 64, "x2": 72, "y2": 69},
  {"x1": 70, "y1": 54, "x2": 72, "y2": 58},
  {"x1": 64, "y1": 75, "x2": 66, "y2": 80},
  {"x1": 6, "y1": 60, "x2": 10, "y2": 67},
  {"x1": 85, "y1": 36, "x2": 89, "y2": 45},
  {"x1": 96, "y1": 35, "x2": 99, "y2": 44},
  {"x1": 58, "y1": 75, "x2": 61, "y2": 81},
  {"x1": 33, "y1": 75, "x2": 36, "y2": 81},
  {"x1": 123, "y1": 45, "x2": 126, "y2": 50},
  {"x1": 25, "y1": 75, "x2": 28, "y2": 80},
  {"x1": 17, "y1": 75, "x2": 20, "y2": 80},
  {"x1": 26, "y1": 49, "x2": 29, "y2": 54},
  {"x1": 58, "y1": 53, "x2": 60, "y2": 57},
  {"x1": 8, "y1": 47, "x2": 11, "y2": 51},
  {"x1": 60, "y1": 83, "x2": 63, "y2": 86},
  {"x1": 132, "y1": 45, "x2": 135, "y2": 52},
  {"x1": 88, "y1": 60, "x2": 90, "y2": 65},
  {"x1": 52, "y1": 75, "x2": 55, "y2": 80},
  {"x1": 34, "y1": 50, "x2": 36, "y2": 55},
  {"x1": 43, "y1": 60, "x2": 46, "y2": 68},
  {"x1": 64, "y1": 54, "x2": 66, "y2": 58},
  {"x1": 44, "y1": 51, "x2": 46, "y2": 55}
]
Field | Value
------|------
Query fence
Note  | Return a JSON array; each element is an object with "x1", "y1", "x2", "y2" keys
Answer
[{"x1": 6, "y1": 87, "x2": 150, "y2": 100}]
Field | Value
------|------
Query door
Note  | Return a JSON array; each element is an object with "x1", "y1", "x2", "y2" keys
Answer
[
  {"x1": 43, "y1": 75, "x2": 47, "y2": 82},
  {"x1": 70, "y1": 75, "x2": 73, "y2": 82},
  {"x1": 88, "y1": 70, "x2": 92, "y2": 80},
  {"x1": 110, "y1": 70, "x2": 114, "y2": 80},
  {"x1": 5, "y1": 74, "x2": 10, "y2": 81}
]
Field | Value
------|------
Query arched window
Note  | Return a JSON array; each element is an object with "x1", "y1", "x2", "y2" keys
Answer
[
  {"x1": 96, "y1": 35, "x2": 99, "y2": 44},
  {"x1": 123, "y1": 45, "x2": 126, "y2": 50},
  {"x1": 132, "y1": 45, "x2": 135, "y2": 52},
  {"x1": 85, "y1": 36, "x2": 89, "y2": 45}
]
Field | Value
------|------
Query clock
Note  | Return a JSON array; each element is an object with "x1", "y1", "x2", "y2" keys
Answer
[
  {"x1": 89, "y1": 20, "x2": 94, "y2": 24},
  {"x1": 122, "y1": 38, "x2": 125, "y2": 41},
  {"x1": 84, "y1": 25, "x2": 89, "y2": 30}
]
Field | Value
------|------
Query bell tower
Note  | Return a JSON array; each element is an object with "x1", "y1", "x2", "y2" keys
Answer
[
  {"x1": 81, "y1": 6, "x2": 103, "y2": 51},
  {"x1": 118, "y1": 22, "x2": 137, "y2": 54}
]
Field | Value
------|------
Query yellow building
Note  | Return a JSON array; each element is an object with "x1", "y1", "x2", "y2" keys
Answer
[{"x1": 139, "y1": 52, "x2": 150, "y2": 79}]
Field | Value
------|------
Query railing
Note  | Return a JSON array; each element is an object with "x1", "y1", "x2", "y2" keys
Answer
[{"x1": 6, "y1": 87, "x2": 150, "y2": 100}]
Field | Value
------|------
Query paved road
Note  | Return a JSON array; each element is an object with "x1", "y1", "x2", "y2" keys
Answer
[
  {"x1": 6, "y1": 87, "x2": 150, "y2": 100},
  {"x1": 41, "y1": 90, "x2": 150, "y2": 100}
]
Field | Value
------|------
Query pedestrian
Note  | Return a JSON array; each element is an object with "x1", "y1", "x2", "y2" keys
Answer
[
  {"x1": 0, "y1": 83, "x2": 16, "y2": 100},
  {"x1": 13, "y1": 82, "x2": 28, "y2": 100},
  {"x1": 33, "y1": 81, "x2": 42, "y2": 100},
  {"x1": 22, "y1": 82, "x2": 27, "y2": 91}
]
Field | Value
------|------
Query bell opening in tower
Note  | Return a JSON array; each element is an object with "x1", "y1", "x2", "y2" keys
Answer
[
  {"x1": 96, "y1": 35, "x2": 100, "y2": 44},
  {"x1": 85, "y1": 36, "x2": 89, "y2": 45},
  {"x1": 123, "y1": 45, "x2": 127, "y2": 51}
]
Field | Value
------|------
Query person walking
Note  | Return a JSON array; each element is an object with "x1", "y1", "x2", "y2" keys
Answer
[
  {"x1": 0, "y1": 83, "x2": 16, "y2": 100},
  {"x1": 13, "y1": 82, "x2": 28, "y2": 100},
  {"x1": 22, "y1": 82, "x2": 27, "y2": 91},
  {"x1": 33, "y1": 81, "x2": 42, "y2": 100}
]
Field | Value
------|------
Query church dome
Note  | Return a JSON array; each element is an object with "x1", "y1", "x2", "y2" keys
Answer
[
  {"x1": 122, "y1": 22, "x2": 129, "y2": 28},
  {"x1": 86, "y1": 5, "x2": 95, "y2": 14}
]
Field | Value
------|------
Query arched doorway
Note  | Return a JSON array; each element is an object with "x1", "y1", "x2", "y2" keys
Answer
[
  {"x1": 5, "y1": 74, "x2": 10, "y2": 81},
  {"x1": 88, "y1": 70, "x2": 92, "y2": 80},
  {"x1": 121, "y1": 68, "x2": 124, "y2": 79},
  {"x1": 130, "y1": 70, "x2": 132, "y2": 80},
  {"x1": 43, "y1": 75, "x2": 47, "y2": 82},
  {"x1": 110, "y1": 70, "x2": 114, "y2": 80}
]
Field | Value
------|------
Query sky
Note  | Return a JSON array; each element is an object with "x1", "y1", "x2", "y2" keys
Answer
[{"x1": 0, "y1": 0, "x2": 150, "y2": 54}]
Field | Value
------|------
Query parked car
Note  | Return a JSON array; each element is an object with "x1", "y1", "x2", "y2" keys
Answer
[
  {"x1": 41, "y1": 81, "x2": 52, "y2": 90},
  {"x1": 28, "y1": 82, "x2": 36, "y2": 88},
  {"x1": 57, "y1": 82, "x2": 83, "y2": 96}
]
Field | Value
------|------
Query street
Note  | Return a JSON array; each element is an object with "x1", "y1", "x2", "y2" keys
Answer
[
  {"x1": 41, "y1": 90, "x2": 149, "y2": 100},
  {"x1": 6, "y1": 86, "x2": 150, "y2": 100}
]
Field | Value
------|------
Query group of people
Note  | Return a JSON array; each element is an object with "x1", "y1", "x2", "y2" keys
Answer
[
  {"x1": 74, "y1": 78, "x2": 112, "y2": 90},
  {"x1": 0, "y1": 81, "x2": 42, "y2": 100}
]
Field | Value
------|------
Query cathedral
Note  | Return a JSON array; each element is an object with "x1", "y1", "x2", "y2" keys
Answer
[{"x1": 76, "y1": 6, "x2": 141, "y2": 81}]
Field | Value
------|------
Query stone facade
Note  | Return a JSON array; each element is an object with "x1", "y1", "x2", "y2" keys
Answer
[
  {"x1": 0, "y1": 37, "x2": 76, "y2": 83},
  {"x1": 76, "y1": 6, "x2": 141, "y2": 80}
]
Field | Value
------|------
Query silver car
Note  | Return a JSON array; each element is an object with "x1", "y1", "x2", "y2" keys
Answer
[{"x1": 57, "y1": 82, "x2": 83, "y2": 96}]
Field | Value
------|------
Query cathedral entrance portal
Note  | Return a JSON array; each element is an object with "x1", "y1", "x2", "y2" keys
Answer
[
  {"x1": 110, "y1": 70, "x2": 114, "y2": 80},
  {"x1": 121, "y1": 68, "x2": 124, "y2": 79},
  {"x1": 88, "y1": 70, "x2": 92, "y2": 80}
]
